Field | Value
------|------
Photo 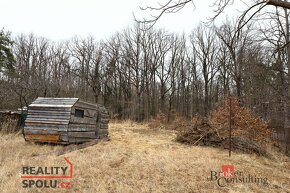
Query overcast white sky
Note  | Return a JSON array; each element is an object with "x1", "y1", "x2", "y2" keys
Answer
[{"x1": 0, "y1": 0, "x2": 248, "y2": 41}]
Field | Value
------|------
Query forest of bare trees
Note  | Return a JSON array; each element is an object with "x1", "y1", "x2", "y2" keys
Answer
[{"x1": 0, "y1": 5, "x2": 290, "y2": 132}]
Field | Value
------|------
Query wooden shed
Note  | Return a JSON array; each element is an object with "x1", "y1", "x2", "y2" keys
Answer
[{"x1": 23, "y1": 97, "x2": 109, "y2": 144}]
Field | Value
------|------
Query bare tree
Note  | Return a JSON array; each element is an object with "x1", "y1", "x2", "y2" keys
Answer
[
  {"x1": 136, "y1": 0, "x2": 290, "y2": 29},
  {"x1": 68, "y1": 36, "x2": 105, "y2": 103},
  {"x1": 215, "y1": 20, "x2": 254, "y2": 101},
  {"x1": 191, "y1": 25, "x2": 219, "y2": 115}
]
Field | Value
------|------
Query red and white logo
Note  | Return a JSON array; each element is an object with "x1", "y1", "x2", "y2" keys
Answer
[{"x1": 221, "y1": 165, "x2": 234, "y2": 178}]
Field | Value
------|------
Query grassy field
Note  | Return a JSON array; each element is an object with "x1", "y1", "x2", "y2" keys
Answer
[{"x1": 0, "y1": 121, "x2": 289, "y2": 193}]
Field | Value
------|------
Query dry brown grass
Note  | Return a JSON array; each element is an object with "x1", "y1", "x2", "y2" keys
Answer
[
  {"x1": 0, "y1": 121, "x2": 289, "y2": 193},
  {"x1": 0, "y1": 118, "x2": 19, "y2": 134}
]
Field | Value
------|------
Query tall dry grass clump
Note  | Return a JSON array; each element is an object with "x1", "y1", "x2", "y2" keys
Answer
[
  {"x1": 0, "y1": 118, "x2": 20, "y2": 135},
  {"x1": 173, "y1": 97, "x2": 277, "y2": 157},
  {"x1": 148, "y1": 111, "x2": 197, "y2": 131}
]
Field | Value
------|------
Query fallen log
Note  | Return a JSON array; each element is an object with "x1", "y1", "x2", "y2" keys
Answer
[{"x1": 32, "y1": 137, "x2": 110, "y2": 157}]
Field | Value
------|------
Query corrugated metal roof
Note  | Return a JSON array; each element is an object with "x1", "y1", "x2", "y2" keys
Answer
[{"x1": 29, "y1": 97, "x2": 79, "y2": 108}]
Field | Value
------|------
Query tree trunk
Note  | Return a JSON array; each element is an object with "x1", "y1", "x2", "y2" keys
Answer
[{"x1": 284, "y1": 5, "x2": 290, "y2": 153}]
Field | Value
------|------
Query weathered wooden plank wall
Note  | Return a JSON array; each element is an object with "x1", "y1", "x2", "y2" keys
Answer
[
  {"x1": 24, "y1": 97, "x2": 109, "y2": 144},
  {"x1": 67, "y1": 100, "x2": 109, "y2": 143},
  {"x1": 24, "y1": 98, "x2": 78, "y2": 144}
]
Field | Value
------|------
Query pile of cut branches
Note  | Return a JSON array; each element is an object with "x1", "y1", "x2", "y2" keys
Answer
[
  {"x1": 176, "y1": 119, "x2": 273, "y2": 158},
  {"x1": 176, "y1": 97, "x2": 274, "y2": 158}
]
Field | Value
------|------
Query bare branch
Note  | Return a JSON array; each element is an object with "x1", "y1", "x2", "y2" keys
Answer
[
  {"x1": 236, "y1": 2, "x2": 267, "y2": 39},
  {"x1": 135, "y1": 0, "x2": 192, "y2": 30},
  {"x1": 135, "y1": 0, "x2": 290, "y2": 31},
  {"x1": 266, "y1": 0, "x2": 290, "y2": 9},
  {"x1": 209, "y1": 0, "x2": 234, "y2": 21}
]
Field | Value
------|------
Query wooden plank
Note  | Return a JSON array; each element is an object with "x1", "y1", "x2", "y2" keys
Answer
[
  {"x1": 29, "y1": 105, "x2": 72, "y2": 110},
  {"x1": 25, "y1": 118, "x2": 69, "y2": 125},
  {"x1": 68, "y1": 132, "x2": 96, "y2": 138},
  {"x1": 24, "y1": 128, "x2": 67, "y2": 135},
  {"x1": 100, "y1": 119, "x2": 109, "y2": 124},
  {"x1": 100, "y1": 115, "x2": 108, "y2": 119},
  {"x1": 98, "y1": 134, "x2": 108, "y2": 139},
  {"x1": 26, "y1": 114, "x2": 70, "y2": 119},
  {"x1": 100, "y1": 110, "x2": 109, "y2": 114},
  {"x1": 71, "y1": 107, "x2": 97, "y2": 118},
  {"x1": 100, "y1": 112, "x2": 108, "y2": 116},
  {"x1": 32, "y1": 102, "x2": 73, "y2": 106},
  {"x1": 36, "y1": 97, "x2": 78, "y2": 100},
  {"x1": 34, "y1": 97, "x2": 77, "y2": 100},
  {"x1": 99, "y1": 109, "x2": 107, "y2": 113},
  {"x1": 100, "y1": 127, "x2": 108, "y2": 130},
  {"x1": 25, "y1": 134, "x2": 60, "y2": 141},
  {"x1": 98, "y1": 129, "x2": 108, "y2": 135},
  {"x1": 69, "y1": 123, "x2": 96, "y2": 128},
  {"x1": 56, "y1": 138, "x2": 109, "y2": 155},
  {"x1": 24, "y1": 122, "x2": 68, "y2": 128},
  {"x1": 71, "y1": 114, "x2": 95, "y2": 119},
  {"x1": 71, "y1": 113, "x2": 95, "y2": 119},
  {"x1": 25, "y1": 120, "x2": 69, "y2": 125},
  {"x1": 28, "y1": 139, "x2": 62, "y2": 143},
  {"x1": 73, "y1": 101, "x2": 97, "y2": 111},
  {"x1": 33, "y1": 138, "x2": 109, "y2": 157},
  {"x1": 24, "y1": 129, "x2": 66, "y2": 135},
  {"x1": 31, "y1": 100, "x2": 75, "y2": 105},
  {"x1": 68, "y1": 122, "x2": 96, "y2": 126},
  {"x1": 25, "y1": 135, "x2": 68, "y2": 142},
  {"x1": 61, "y1": 135, "x2": 69, "y2": 142},
  {"x1": 28, "y1": 139, "x2": 69, "y2": 144},
  {"x1": 68, "y1": 126, "x2": 96, "y2": 132},
  {"x1": 100, "y1": 114, "x2": 110, "y2": 119},
  {"x1": 25, "y1": 117, "x2": 69, "y2": 122},
  {"x1": 24, "y1": 124, "x2": 68, "y2": 130},
  {"x1": 25, "y1": 117, "x2": 69, "y2": 121},
  {"x1": 98, "y1": 106, "x2": 107, "y2": 111},
  {"x1": 72, "y1": 106, "x2": 96, "y2": 111},
  {"x1": 100, "y1": 123, "x2": 109, "y2": 128},
  {"x1": 69, "y1": 137, "x2": 97, "y2": 143},
  {"x1": 28, "y1": 106, "x2": 71, "y2": 112},
  {"x1": 28, "y1": 110, "x2": 71, "y2": 115},
  {"x1": 70, "y1": 116, "x2": 96, "y2": 125}
]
